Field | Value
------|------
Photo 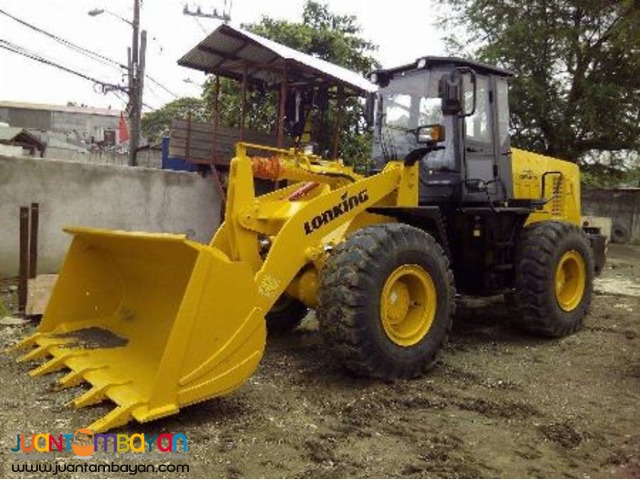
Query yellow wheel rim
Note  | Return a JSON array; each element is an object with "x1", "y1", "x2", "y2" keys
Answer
[
  {"x1": 554, "y1": 250, "x2": 586, "y2": 312},
  {"x1": 380, "y1": 265, "x2": 437, "y2": 347}
]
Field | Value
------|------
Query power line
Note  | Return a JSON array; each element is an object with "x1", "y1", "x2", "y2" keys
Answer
[
  {"x1": 0, "y1": 7, "x2": 126, "y2": 70},
  {"x1": 192, "y1": 16, "x2": 208, "y2": 34},
  {"x1": 146, "y1": 84, "x2": 164, "y2": 102},
  {"x1": 114, "y1": 87, "x2": 156, "y2": 111},
  {"x1": 145, "y1": 84, "x2": 170, "y2": 107},
  {"x1": 0, "y1": 7, "x2": 179, "y2": 101},
  {"x1": 0, "y1": 39, "x2": 125, "y2": 93},
  {"x1": 112, "y1": 90, "x2": 132, "y2": 109},
  {"x1": 100, "y1": 83, "x2": 156, "y2": 112},
  {"x1": 146, "y1": 75, "x2": 179, "y2": 99}
]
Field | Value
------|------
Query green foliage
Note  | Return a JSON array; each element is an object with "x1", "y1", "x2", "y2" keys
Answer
[
  {"x1": 143, "y1": 2, "x2": 378, "y2": 167},
  {"x1": 201, "y1": 77, "x2": 278, "y2": 133},
  {"x1": 581, "y1": 165, "x2": 638, "y2": 188},
  {"x1": 141, "y1": 97, "x2": 207, "y2": 144},
  {"x1": 438, "y1": 0, "x2": 640, "y2": 164},
  {"x1": 581, "y1": 151, "x2": 640, "y2": 187},
  {"x1": 206, "y1": 0, "x2": 379, "y2": 167},
  {"x1": 250, "y1": 1, "x2": 378, "y2": 74}
]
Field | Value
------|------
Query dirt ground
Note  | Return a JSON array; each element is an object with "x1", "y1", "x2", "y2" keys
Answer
[{"x1": 0, "y1": 244, "x2": 638, "y2": 478}]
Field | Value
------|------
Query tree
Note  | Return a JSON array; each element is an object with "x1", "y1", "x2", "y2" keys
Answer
[
  {"x1": 250, "y1": 1, "x2": 378, "y2": 74},
  {"x1": 205, "y1": 0, "x2": 379, "y2": 165},
  {"x1": 438, "y1": 0, "x2": 640, "y2": 164},
  {"x1": 143, "y1": 2, "x2": 378, "y2": 165},
  {"x1": 201, "y1": 76, "x2": 278, "y2": 133},
  {"x1": 141, "y1": 97, "x2": 206, "y2": 144}
]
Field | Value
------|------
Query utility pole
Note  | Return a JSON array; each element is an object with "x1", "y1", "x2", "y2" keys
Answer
[
  {"x1": 88, "y1": 2, "x2": 147, "y2": 166},
  {"x1": 128, "y1": 0, "x2": 146, "y2": 167}
]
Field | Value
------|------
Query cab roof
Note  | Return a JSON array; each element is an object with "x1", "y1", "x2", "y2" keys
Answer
[{"x1": 370, "y1": 56, "x2": 514, "y2": 81}]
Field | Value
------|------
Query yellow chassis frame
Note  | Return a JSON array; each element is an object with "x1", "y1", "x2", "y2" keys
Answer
[{"x1": 212, "y1": 142, "x2": 419, "y2": 311}]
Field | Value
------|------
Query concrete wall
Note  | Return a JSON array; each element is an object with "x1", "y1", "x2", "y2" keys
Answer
[
  {"x1": 582, "y1": 188, "x2": 640, "y2": 244},
  {"x1": 0, "y1": 144, "x2": 24, "y2": 157},
  {"x1": 45, "y1": 148, "x2": 162, "y2": 169},
  {"x1": 0, "y1": 155, "x2": 221, "y2": 277},
  {"x1": 0, "y1": 108, "x2": 51, "y2": 131}
]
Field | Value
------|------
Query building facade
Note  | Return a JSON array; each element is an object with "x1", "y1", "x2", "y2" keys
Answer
[{"x1": 0, "y1": 100, "x2": 121, "y2": 145}]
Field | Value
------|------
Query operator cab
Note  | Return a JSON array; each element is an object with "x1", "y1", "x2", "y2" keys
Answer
[{"x1": 368, "y1": 57, "x2": 514, "y2": 206}]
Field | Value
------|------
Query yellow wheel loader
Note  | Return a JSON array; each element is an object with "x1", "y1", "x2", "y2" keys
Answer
[{"x1": 10, "y1": 57, "x2": 606, "y2": 432}]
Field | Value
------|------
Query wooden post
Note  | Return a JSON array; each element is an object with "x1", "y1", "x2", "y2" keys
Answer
[
  {"x1": 18, "y1": 207, "x2": 29, "y2": 314},
  {"x1": 317, "y1": 88, "x2": 327, "y2": 156},
  {"x1": 210, "y1": 75, "x2": 226, "y2": 220},
  {"x1": 240, "y1": 65, "x2": 248, "y2": 140},
  {"x1": 213, "y1": 75, "x2": 220, "y2": 163},
  {"x1": 186, "y1": 110, "x2": 192, "y2": 162},
  {"x1": 29, "y1": 203, "x2": 39, "y2": 279},
  {"x1": 277, "y1": 61, "x2": 288, "y2": 148},
  {"x1": 332, "y1": 86, "x2": 345, "y2": 159}
]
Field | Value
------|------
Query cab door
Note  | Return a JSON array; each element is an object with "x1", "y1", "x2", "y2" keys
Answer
[{"x1": 462, "y1": 74, "x2": 504, "y2": 203}]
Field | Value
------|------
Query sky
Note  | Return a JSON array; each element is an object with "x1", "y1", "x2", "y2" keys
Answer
[{"x1": 0, "y1": 0, "x2": 446, "y2": 112}]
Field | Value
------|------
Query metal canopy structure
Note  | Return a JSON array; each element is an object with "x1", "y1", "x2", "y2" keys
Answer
[
  {"x1": 178, "y1": 23, "x2": 376, "y2": 95},
  {"x1": 0, "y1": 126, "x2": 46, "y2": 157},
  {"x1": 172, "y1": 23, "x2": 376, "y2": 172}
]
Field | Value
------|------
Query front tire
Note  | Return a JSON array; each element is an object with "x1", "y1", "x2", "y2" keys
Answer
[
  {"x1": 511, "y1": 221, "x2": 594, "y2": 336},
  {"x1": 317, "y1": 224, "x2": 455, "y2": 379}
]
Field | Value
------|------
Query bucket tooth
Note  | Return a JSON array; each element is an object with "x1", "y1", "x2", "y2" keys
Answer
[
  {"x1": 18, "y1": 344, "x2": 51, "y2": 363},
  {"x1": 17, "y1": 337, "x2": 70, "y2": 363},
  {"x1": 5, "y1": 333, "x2": 41, "y2": 353},
  {"x1": 56, "y1": 367, "x2": 102, "y2": 390},
  {"x1": 87, "y1": 404, "x2": 140, "y2": 433},
  {"x1": 29, "y1": 352, "x2": 81, "y2": 377},
  {"x1": 72, "y1": 382, "x2": 129, "y2": 408},
  {"x1": 72, "y1": 384, "x2": 109, "y2": 408}
]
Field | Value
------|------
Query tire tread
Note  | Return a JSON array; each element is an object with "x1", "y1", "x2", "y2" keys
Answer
[
  {"x1": 512, "y1": 221, "x2": 594, "y2": 337},
  {"x1": 317, "y1": 224, "x2": 455, "y2": 379}
]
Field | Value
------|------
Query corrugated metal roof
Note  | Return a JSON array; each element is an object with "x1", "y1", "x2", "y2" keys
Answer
[
  {"x1": 179, "y1": 23, "x2": 377, "y2": 94},
  {"x1": 0, "y1": 100, "x2": 121, "y2": 117},
  {"x1": 0, "y1": 126, "x2": 24, "y2": 141},
  {"x1": 0, "y1": 125, "x2": 46, "y2": 151}
]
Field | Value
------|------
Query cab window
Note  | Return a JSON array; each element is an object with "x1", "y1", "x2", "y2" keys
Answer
[{"x1": 464, "y1": 75, "x2": 492, "y2": 144}]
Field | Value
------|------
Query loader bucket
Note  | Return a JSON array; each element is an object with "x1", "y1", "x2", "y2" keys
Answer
[{"x1": 11, "y1": 227, "x2": 266, "y2": 432}]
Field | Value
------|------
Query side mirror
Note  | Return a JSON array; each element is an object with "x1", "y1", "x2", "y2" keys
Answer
[
  {"x1": 439, "y1": 73, "x2": 462, "y2": 116},
  {"x1": 416, "y1": 124, "x2": 445, "y2": 144},
  {"x1": 364, "y1": 92, "x2": 376, "y2": 128},
  {"x1": 439, "y1": 67, "x2": 477, "y2": 117}
]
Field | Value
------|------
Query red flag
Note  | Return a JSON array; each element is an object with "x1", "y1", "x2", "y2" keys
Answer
[{"x1": 118, "y1": 112, "x2": 129, "y2": 143}]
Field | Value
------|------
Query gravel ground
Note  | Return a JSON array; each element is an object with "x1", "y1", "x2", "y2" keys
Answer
[{"x1": 0, "y1": 244, "x2": 638, "y2": 478}]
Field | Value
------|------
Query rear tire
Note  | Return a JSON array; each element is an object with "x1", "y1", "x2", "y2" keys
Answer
[
  {"x1": 266, "y1": 295, "x2": 308, "y2": 334},
  {"x1": 317, "y1": 224, "x2": 455, "y2": 379},
  {"x1": 511, "y1": 221, "x2": 594, "y2": 336}
]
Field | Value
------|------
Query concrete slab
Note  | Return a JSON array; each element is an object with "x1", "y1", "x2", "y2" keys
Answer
[{"x1": 26, "y1": 274, "x2": 58, "y2": 316}]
